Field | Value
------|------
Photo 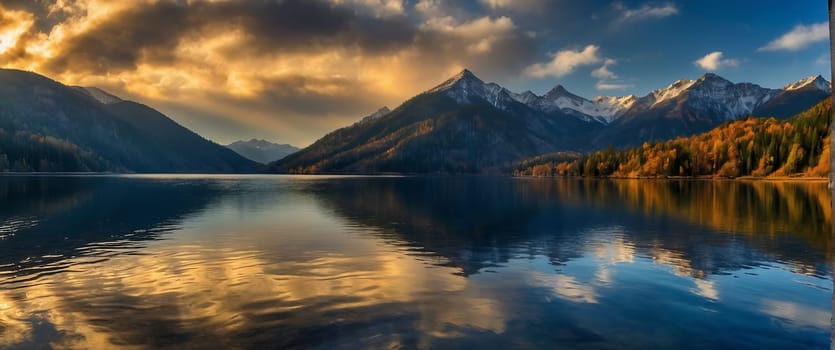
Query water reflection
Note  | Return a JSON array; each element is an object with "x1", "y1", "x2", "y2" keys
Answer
[
  {"x1": 0, "y1": 176, "x2": 830, "y2": 349},
  {"x1": 0, "y1": 176, "x2": 222, "y2": 281},
  {"x1": 310, "y1": 177, "x2": 830, "y2": 277}
]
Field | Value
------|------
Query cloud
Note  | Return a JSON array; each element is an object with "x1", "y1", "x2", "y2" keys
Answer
[
  {"x1": 420, "y1": 15, "x2": 516, "y2": 54},
  {"x1": 330, "y1": 0, "x2": 405, "y2": 18},
  {"x1": 0, "y1": 0, "x2": 540, "y2": 146},
  {"x1": 415, "y1": 0, "x2": 445, "y2": 17},
  {"x1": 615, "y1": 2, "x2": 678, "y2": 21},
  {"x1": 480, "y1": 0, "x2": 546, "y2": 12},
  {"x1": 0, "y1": 5, "x2": 35, "y2": 63},
  {"x1": 694, "y1": 51, "x2": 738, "y2": 71},
  {"x1": 524, "y1": 44, "x2": 603, "y2": 78},
  {"x1": 592, "y1": 59, "x2": 633, "y2": 90},
  {"x1": 591, "y1": 58, "x2": 618, "y2": 79},
  {"x1": 595, "y1": 82, "x2": 634, "y2": 90},
  {"x1": 759, "y1": 22, "x2": 828, "y2": 52}
]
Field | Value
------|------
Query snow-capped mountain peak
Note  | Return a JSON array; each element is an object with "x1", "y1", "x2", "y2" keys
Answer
[
  {"x1": 648, "y1": 79, "x2": 696, "y2": 107},
  {"x1": 525, "y1": 84, "x2": 635, "y2": 124},
  {"x1": 423, "y1": 69, "x2": 826, "y2": 127},
  {"x1": 695, "y1": 72, "x2": 733, "y2": 86},
  {"x1": 784, "y1": 75, "x2": 830, "y2": 92},
  {"x1": 429, "y1": 69, "x2": 483, "y2": 93},
  {"x1": 427, "y1": 69, "x2": 517, "y2": 109},
  {"x1": 591, "y1": 95, "x2": 638, "y2": 120},
  {"x1": 655, "y1": 74, "x2": 779, "y2": 119},
  {"x1": 511, "y1": 90, "x2": 539, "y2": 104},
  {"x1": 544, "y1": 84, "x2": 572, "y2": 98}
]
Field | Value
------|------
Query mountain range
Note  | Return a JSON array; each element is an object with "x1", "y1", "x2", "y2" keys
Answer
[
  {"x1": 274, "y1": 69, "x2": 603, "y2": 173},
  {"x1": 0, "y1": 69, "x2": 256, "y2": 173},
  {"x1": 272, "y1": 69, "x2": 830, "y2": 174},
  {"x1": 0, "y1": 68, "x2": 828, "y2": 174},
  {"x1": 226, "y1": 139, "x2": 299, "y2": 164},
  {"x1": 516, "y1": 99, "x2": 831, "y2": 178}
]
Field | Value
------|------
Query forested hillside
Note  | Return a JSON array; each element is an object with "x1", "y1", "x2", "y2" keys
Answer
[
  {"x1": 0, "y1": 129, "x2": 112, "y2": 172},
  {"x1": 515, "y1": 99, "x2": 831, "y2": 178},
  {"x1": 0, "y1": 69, "x2": 256, "y2": 173}
]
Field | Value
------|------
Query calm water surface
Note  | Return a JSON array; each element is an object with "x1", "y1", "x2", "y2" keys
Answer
[{"x1": 0, "y1": 175, "x2": 830, "y2": 349}]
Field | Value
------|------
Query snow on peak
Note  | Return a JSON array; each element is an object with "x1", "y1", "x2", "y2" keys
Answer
[
  {"x1": 359, "y1": 106, "x2": 391, "y2": 123},
  {"x1": 544, "y1": 85, "x2": 571, "y2": 97},
  {"x1": 784, "y1": 75, "x2": 830, "y2": 92},
  {"x1": 648, "y1": 79, "x2": 695, "y2": 107},
  {"x1": 511, "y1": 90, "x2": 538, "y2": 104},
  {"x1": 426, "y1": 69, "x2": 518, "y2": 109},
  {"x1": 696, "y1": 72, "x2": 732, "y2": 85},
  {"x1": 592, "y1": 95, "x2": 638, "y2": 119},
  {"x1": 428, "y1": 69, "x2": 483, "y2": 93},
  {"x1": 418, "y1": 70, "x2": 825, "y2": 126},
  {"x1": 671, "y1": 74, "x2": 779, "y2": 119},
  {"x1": 530, "y1": 84, "x2": 633, "y2": 124}
]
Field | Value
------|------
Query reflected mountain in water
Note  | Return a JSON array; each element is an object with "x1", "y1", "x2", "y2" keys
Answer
[
  {"x1": 308, "y1": 177, "x2": 831, "y2": 277},
  {"x1": 0, "y1": 176, "x2": 222, "y2": 280},
  {"x1": 0, "y1": 176, "x2": 829, "y2": 349}
]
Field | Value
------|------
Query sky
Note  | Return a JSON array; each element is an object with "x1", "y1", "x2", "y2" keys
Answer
[{"x1": 0, "y1": 0, "x2": 830, "y2": 147}]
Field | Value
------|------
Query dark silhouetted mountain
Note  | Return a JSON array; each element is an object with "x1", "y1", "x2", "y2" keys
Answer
[
  {"x1": 271, "y1": 69, "x2": 602, "y2": 174},
  {"x1": 358, "y1": 106, "x2": 391, "y2": 124},
  {"x1": 226, "y1": 139, "x2": 300, "y2": 164},
  {"x1": 0, "y1": 69, "x2": 257, "y2": 172}
]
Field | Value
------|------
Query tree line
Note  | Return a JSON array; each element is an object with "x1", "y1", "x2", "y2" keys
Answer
[
  {"x1": 0, "y1": 128, "x2": 111, "y2": 172},
  {"x1": 515, "y1": 99, "x2": 831, "y2": 178}
]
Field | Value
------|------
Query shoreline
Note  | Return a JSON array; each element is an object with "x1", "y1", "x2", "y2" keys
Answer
[
  {"x1": 514, "y1": 175, "x2": 829, "y2": 182},
  {"x1": 0, "y1": 172, "x2": 829, "y2": 183}
]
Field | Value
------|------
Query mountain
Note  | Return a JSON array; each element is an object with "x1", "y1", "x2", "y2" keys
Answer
[
  {"x1": 358, "y1": 106, "x2": 391, "y2": 124},
  {"x1": 226, "y1": 139, "x2": 299, "y2": 164},
  {"x1": 594, "y1": 73, "x2": 784, "y2": 147},
  {"x1": 512, "y1": 73, "x2": 829, "y2": 148},
  {"x1": 73, "y1": 86, "x2": 123, "y2": 104},
  {"x1": 0, "y1": 69, "x2": 257, "y2": 173},
  {"x1": 516, "y1": 99, "x2": 831, "y2": 178},
  {"x1": 522, "y1": 85, "x2": 632, "y2": 124},
  {"x1": 272, "y1": 69, "x2": 602, "y2": 173},
  {"x1": 588, "y1": 73, "x2": 833, "y2": 148},
  {"x1": 752, "y1": 75, "x2": 831, "y2": 118},
  {"x1": 272, "y1": 69, "x2": 829, "y2": 174}
]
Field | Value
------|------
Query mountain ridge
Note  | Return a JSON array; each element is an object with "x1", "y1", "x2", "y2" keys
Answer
[
  {"x1": 516, "y1": 99, "x2": 831, "y2": 178},
  {"x1": 0, "y1": 69, "x2": 257, "y2": 173},
  {"x1": 272, "y1": 68, "x2": 830, "y2": 174}
]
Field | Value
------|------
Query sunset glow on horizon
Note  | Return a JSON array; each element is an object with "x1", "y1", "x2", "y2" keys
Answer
[{"x1": 0, "y1": 0, "x2": 828, "y2": 146}]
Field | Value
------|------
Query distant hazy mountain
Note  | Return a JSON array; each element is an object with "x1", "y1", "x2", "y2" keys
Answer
[
  {"x1": 272, "y1": 69, "x2": 601, "y2": 173},
  {"x1": 0, "y1": 69, "x2": 257, "y2": 173},
  {"x1": 226, "y1": 139, "x2": 299, "y2": 164},
  {"x1": 271, "y1": 69, "x2": 829, "y2": 174}
]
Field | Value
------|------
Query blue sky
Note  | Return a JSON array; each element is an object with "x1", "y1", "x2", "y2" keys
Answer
[
  {"x1": 1, "y1": 0, "x2": 830, "y2": 146},
  {"x1": 487, "y1": 0, "x2": 831, "y2": 98}
]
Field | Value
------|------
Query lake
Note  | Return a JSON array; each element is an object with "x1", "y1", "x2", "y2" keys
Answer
[{"x1": 0, "y1": 175, "x2": 830, "y2": 349}]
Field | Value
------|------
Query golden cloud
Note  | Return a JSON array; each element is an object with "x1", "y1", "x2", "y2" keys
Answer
[{"x1": 0, "y1": 0, "x2": 538, "y2": 146}]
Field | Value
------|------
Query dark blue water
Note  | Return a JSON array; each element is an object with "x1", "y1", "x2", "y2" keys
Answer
[{"x1": 0, "y1": 175, "x2": 830, "y2": 349}]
